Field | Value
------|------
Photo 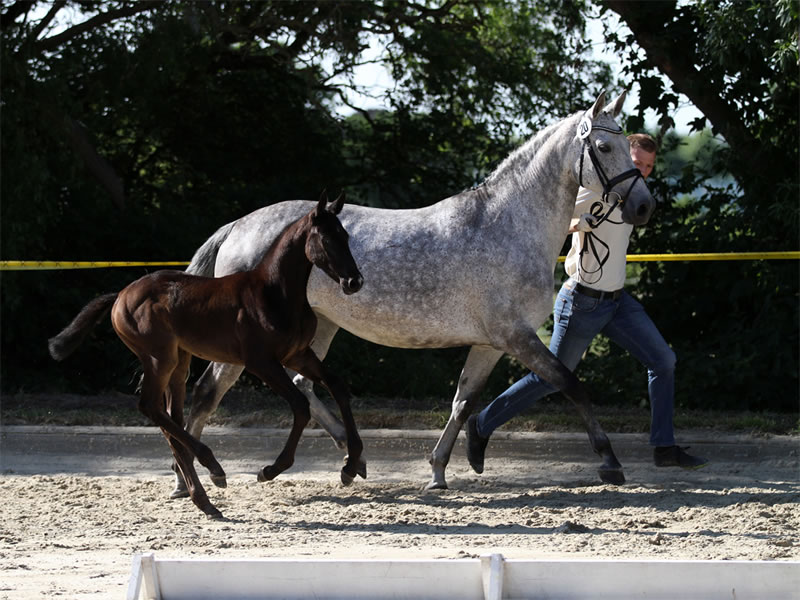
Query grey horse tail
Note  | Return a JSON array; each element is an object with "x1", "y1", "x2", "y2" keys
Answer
[
  {"x1": 48, "y1": 293, "x2": 118, "y2": 361},
  {"x1": 186, "y1": 221, "x2": 236, "y2": 276}
]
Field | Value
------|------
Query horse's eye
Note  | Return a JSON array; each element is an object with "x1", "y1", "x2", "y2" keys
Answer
[{"x1": 597, "y1": 141, "x2": 611, "y2": 153}]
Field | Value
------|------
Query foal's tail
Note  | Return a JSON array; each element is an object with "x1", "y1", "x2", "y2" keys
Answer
[
  {"x1": 185, "y1": 220, "x2": 237, "y2": 276},
  {"x1": 48, "y1": 293, "x2": 118, "y2": 361}
]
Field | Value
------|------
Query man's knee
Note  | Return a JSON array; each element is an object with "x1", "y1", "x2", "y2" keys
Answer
[{"x1": 651, "y1": 347, "x2": 676, "y2": 375}]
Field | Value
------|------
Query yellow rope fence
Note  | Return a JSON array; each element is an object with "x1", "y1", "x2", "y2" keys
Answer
[{"x1": 1, "y1": 252, "x2": 798, "y2": 270}]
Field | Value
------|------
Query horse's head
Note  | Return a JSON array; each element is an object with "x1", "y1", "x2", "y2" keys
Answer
[
  {"x1": 574, "y1": 91, "x2": 655, "y2": 226},
  {"x1": 307, "y1": 190, "x2": 364, "y2": 295}
]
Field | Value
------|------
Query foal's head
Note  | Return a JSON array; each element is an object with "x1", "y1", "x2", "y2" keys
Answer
[{"x1": 306, "y1": 190, "x2": 363, "y2": 295}]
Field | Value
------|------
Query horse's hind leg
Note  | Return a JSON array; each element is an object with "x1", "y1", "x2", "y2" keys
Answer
[
  {"x1": 507, "y1": 333, "x2": 624, "y2": 485},
  {"x1": 247, "y1": 360, "x2": 311, "y2": 482},
  {"x1": 427, "y1": 346, "x2": 503, "y2": 490}
]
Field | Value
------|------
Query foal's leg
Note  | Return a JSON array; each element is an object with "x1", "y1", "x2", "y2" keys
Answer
[
  {"x1": 167, "y1": 351, "x2": 228, "y2": 498},
  {"x1": 505, "y1": 332, "x2": 624, "y2": 485},
  {"x1": 288, "y1": 347, "x2": 363, "y2": 486},
  {"x1": 427, "y1": 345, "x2": 503, "y2": 490},
  {"x1": 138, "y1": 363, "x2": 224, "y2": 519},
  {"x1": 246, "y1": 359, "x2": 311, "y2": 482},
  {"x1": 170, "y1": 361, "x2": 243, "y2": 498}
]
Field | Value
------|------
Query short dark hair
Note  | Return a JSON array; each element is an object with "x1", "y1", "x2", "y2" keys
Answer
[{"x1": 627, "y1": 133, "x2": 657, "y2": 153}]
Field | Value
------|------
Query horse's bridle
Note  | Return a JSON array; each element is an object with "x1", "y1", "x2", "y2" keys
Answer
[
  {"x1": 577, "y1": 118, "x2": 643, "y2": 227},
  {"x1": 574, "y1": 117, "x2": 643, "y2": 284}
]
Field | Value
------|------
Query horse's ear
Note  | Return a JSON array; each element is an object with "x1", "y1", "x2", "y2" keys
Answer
[
  {"x1": 316, "y1": 189, "x2": 329, "y2": 216},
  {"x1": 603, "y1": 90, "x2": 627, "y2": 119},
  {"x1": 591, "y1": 90, "x2": 607, "y2": 119},
  {"x1": 328, "y1": 190, "x2": 345, "y2": 215}
]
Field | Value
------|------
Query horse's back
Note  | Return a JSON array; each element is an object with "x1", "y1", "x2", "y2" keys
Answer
[{"x1": 210, "y1": 194, "x2": 546, "y2": 350}]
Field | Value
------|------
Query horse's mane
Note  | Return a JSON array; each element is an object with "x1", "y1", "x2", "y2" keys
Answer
[{"x1": 484, "y1": 112, "x2": 581, "y2": 189}]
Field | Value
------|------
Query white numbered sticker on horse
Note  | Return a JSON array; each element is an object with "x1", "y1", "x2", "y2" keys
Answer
[{"x1": 578, "y1": 115, "x2": 593, "y2": 139}]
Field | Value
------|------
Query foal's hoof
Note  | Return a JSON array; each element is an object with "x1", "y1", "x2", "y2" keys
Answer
[
  {"x1": 257, "y1": 466, "x2": 279, "y2": 482},
  {"x1": 598, "y1": 467, "x2": 626, "y2": 486},
  {"x1": 205, "y1": 507, "x2": 225, "y2": 521},
  {"x1": 340, "y1": 467, "x2": 356, "y2": 486},
  {"x1": 210, "y1": 474, "x2": 228, "y2": 489},
  {"x1": 344, "y1": 455, "x2": 368, "y2": 480}
]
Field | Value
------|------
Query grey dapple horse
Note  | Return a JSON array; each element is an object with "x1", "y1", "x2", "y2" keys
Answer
[{"x1": 175, "y1": 91, "x2": 654, "y2": 495}]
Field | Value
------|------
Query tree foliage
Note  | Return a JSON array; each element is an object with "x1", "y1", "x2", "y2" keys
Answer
[
  {"x1": 1, "y1": 0, "x2": 606, "y2": 392},
  {"x1": 589, "y1": 0, "x2": 799, "y2": 411},
  {"x1": 1, "y1": 0, "x2": 796, "y2": 412}
]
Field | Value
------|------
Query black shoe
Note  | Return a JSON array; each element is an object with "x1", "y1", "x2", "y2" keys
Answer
[
  {"x1": 466, "y1": 415, "x2": 489, "y2": 474},
  {"x1": 654, "y1": 445, "x2": 709, "y2": 470}
]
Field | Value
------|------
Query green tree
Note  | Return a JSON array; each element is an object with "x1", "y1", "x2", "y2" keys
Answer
[
  {"x1": 586, "y1": 0, "x2": 800, "y2": 411},
  {"x1": 1, "y1": 0, "x2": 608, "y2": 393}
]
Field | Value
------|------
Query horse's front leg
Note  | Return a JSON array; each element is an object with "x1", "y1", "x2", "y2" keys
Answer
[
  {"x1": 288, "y1": 348, "x2": 364, "y2": 486},
  {"x1": 508, "y1": 334, "x2": 624, "y2": 485},
  {"x1": 427, "y1": 346, "x2": 503, "y2": 490}
]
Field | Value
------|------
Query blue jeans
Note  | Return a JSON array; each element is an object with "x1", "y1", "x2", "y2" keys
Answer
[{"x1": 476, "y1": 279, "x2": 677, "y2": 447}]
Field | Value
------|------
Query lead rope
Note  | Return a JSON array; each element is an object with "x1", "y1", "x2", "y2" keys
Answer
[
  {"x1": 576, "y1": 131, "x2": 642, "y2": 286},
  {"x1": 579, "y1": 200, "x2": 624, "y2": 285}
]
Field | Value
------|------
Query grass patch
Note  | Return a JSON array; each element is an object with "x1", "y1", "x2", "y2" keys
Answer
[{"x1": 2, "y1": 389, "x2": 797, "y2": 435}]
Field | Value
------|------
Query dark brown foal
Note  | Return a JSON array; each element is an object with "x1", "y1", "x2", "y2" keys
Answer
[{"x1": 49, "y1": 191, "x2": 364, "y2": 519}]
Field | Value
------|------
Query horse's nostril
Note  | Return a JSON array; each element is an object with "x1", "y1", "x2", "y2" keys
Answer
[
  {"x1": 345, "y1": 277, "x2": 363, "y2": 293},
  {"x1": 637, "y1": 204, "x2": 649, "y2": 216}
]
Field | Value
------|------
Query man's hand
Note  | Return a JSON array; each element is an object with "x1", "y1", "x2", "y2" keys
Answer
[{"x1": 575, "y1": 213, "x2": 598, "y2": 232}]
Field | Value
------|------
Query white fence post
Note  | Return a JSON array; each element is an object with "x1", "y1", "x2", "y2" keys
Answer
[{"x1": 480, "y1": 553, "x2": 505, "y2": 600}]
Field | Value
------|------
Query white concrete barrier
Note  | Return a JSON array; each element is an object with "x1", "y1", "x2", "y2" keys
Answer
[{"x1": 127, "y1": 552, "x2": 800, "y2": 600}]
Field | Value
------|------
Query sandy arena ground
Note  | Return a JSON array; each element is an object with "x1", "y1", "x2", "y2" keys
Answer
[{"x1": 1, "y1": 426, "x2": 798, "y2": 599}]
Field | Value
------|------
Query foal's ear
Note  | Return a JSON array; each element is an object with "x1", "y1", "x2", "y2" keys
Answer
[
  {"x1": 316, "y1": 189, "x2": 329, "y2": 216},
  {"x1": 328, "y1": 190, "x2": 345, "y2": 215}
]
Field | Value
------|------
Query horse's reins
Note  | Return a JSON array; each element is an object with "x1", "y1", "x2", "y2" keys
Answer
[{"x1": 575, "y1": 115, "x2": 643, "y2": 285}]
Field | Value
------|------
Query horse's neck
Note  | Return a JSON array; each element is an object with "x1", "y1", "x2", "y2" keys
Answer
[{"x1": 485, "y1": 116, "x2": 580, "y2": 252}]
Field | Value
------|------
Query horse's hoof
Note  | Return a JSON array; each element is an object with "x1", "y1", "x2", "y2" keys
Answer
[
  {"x1": 169, "y1": 487, "x2": 190, "y2": 500},
  {"x1": 210, "y1": 474, "x2": 227, "y2": 489},
  {"x1": 425, "y1": 479, "x2": 448, "y2": 491},
  {"x1": 340, "y1": 467, "x2": 355, "y2": 486},
  {"x1": 598, "y1": 467, "x2": 626, "y2": 486}
]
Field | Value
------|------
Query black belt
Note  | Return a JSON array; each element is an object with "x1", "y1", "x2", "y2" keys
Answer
[{"x1": 574, "y1": 282, "x2": 623, "y2": 301}]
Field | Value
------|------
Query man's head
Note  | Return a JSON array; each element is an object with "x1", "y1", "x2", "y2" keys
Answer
[{"x1": 627, "y1": 133, "x2": 657, "y2": 180}]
